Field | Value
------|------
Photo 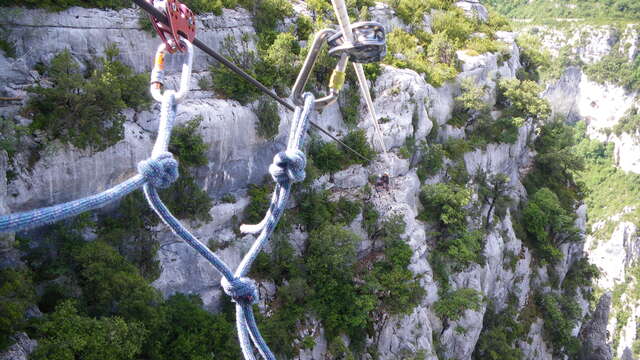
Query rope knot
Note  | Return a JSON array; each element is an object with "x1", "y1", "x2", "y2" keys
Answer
[
  {"x1": 269, "y1": 150, "x2": 306, "y2": 185},
  {"x1": 138, "y1": 152, "x2": 179, "y2": 189},
  {"x1": 221, "y1": 277, "x2": 259, "y2": 304}
]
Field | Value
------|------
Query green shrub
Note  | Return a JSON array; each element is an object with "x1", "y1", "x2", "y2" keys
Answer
[
  {"x1": 0, "y1": 269, "x2": 36, "y2": 350},
  {"x1": 417, "y1": 143, "x2": 444, "y2": 181},
  {"x1": 169, "y1": 116, "x2": 209, "y2": 168},
  {"x1": 524, "y1": 121, "x2": 584, "y2": 208},
  {"x1": 434, "y1": 288, "x2": 482, "y2": 321},
  {"x1": 455, "y1": 78, "x2": 489, "y2": 119},
  {"x1": 210, "y1": 36, "x2": 261, "y2": 104},
  {"x1": 472, "y1": 302, "x2": 524, "y2": 360},
  {"x1": 27, "y1": 46, "x2": 149, "y2": 151},
  {"x1": 32, "y1": 300, "x2": 147, "y2": 360},
  {"x1": 394, "y1": 0, "x2": 432, "y2": 25},
  {"x1": 584, "y1": 53, "x2": 640, "y2": 91},
  {"x1": 537, "y1": 292, "x2": 581, "y2": 357},
  {"x1": 340, "y1": 84, "x2": 361, "y2": 127},
  {"x1": 522, "y1": 188, "x2": 580, "y2": 263},
  {"x1": 143, "y1": 294, "x2": 240, "y2": 359},
  {"x1": 613, "y1": 106, "x2": 640, "y2": 136},
  {"x1": 442, "y1": 138, "x2": 472, "y2": 160},
  {"x1": 431, "y1": 8, "x2": 474, "y2": 44},
  {"x1": 308, "y1": 139, "x2": 345, "y2": 174},
  {"x1": 256, "y1": 31, "x2": 300, "y2": 94},
  {"x1": 464, "y1": 37, "x2": 505, "y2": 55},
  {"x1": 220, "y1": 193, "x2": 236, "y2": 203},
  {"x1": 255, "y1": 98, "x2": 280, "y2": 139},
  {"x1": 418, "y1": 183, "x2": 471, "y2": 231},
  {"x1": 497, "y1": 78, "x2": 550, "y2": 120},
  {"x1": 306, "y1": 225, "x2": 374, "y2": 341},
  {"x1": 245, "y1": 184, "x2": 272, "y2": 224}
]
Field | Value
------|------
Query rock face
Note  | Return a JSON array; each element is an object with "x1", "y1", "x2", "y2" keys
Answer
[
  {"x1": 579, "y1": 293, "x2": 613, "y2": 360},
  {"x1": 0, "y1": 333, "x2": 37, "y2": 360},
  {"x1": 0, "y1": 5, "x2": 604, "y2": 360},
  {"x1": 538, "y1": 22, "x2": 639, "y2": 360}
]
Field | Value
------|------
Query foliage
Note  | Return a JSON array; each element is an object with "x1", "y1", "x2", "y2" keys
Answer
[
  {"x1": 306, "y1": 225, "x2": 373, "y2": 343},
  {"x1": 472, "y1": 301, "x2": 524, "y2": 360},
  {"x1": 485, "y1": 0, "x2": 640, "y2": 21},
  {"x1": 256, "y1": 31, "x2": 300, "y2": 94},
  {"x1": 26, "y1": 46, "x2": 149, "y2": 151},
  {"x1": 417, "y1": 143, "x2": 444, "y2": 181},
  {"x1": 522, "y1": 188, "x2": 580, "y2": 263},
  {"x1": 562, "y1": 258, "x2": 600, "y2": 299},
  {"x1": 340, "y1": 84, "x2": 361, "y2": 127},
  {"x1": 524, "y1": 121, "x2": 584, "y2": 209},
  {"x1": 433, "y1": 288, "x2": 482, "y2": 321},
  {"x1": 384, "y1": 28, "x2": 458, "y2": 87},
  {"x1": 308, "y1": 130, "x2": 374, "y2": 174},
  {"x1": 255, "y1": 98, "x2": 280, "y2": 139},
  {"x1": 32, "y1": 300, "x2": 147, "y2": 360},
  {"x1": 418, "y1": 183, "x2": 471, "y2": 232},
  {"x1": 613, "y1": 106, "x2": 640, "y2": 136},
  {"x1": 73, "y1": 240, "x2": 161, "y2": 321},
  {"x1": 431, "y1": 8, "x2": 474, "y2": 44},
  {"x1": 245, "y1": 183, "x2": 272, "y2": 224},
  {"x1": 0, "y1": 269, "x2": 36, "y2": 350},
  {"x1": 476, "y1": 172, "x2": 513, "y2": 226},
  {"x1": 537, "y1": 292, "x2": 581, "y2": 357},
  {"x1": 143, "y1": 294, "x2": 240, "y2": 359},
  {"x1": 497, "y1": 78, "x2": 550, "y2": 120},
  {"x1": 365, "y1": 216, "x2": 425, "y2": 316},
  {"x1": 584, "y1": 53, "x2": 640, "y2": 91},
  {"x1": 209, "y1": 36, "x2": 262, "y2": 104},
  {"x1": 169, "y1": 116, "x2": 209, "y2": 168},
  {"x1": 573, "y1": 122, "x2": 640, "y2": 239}
]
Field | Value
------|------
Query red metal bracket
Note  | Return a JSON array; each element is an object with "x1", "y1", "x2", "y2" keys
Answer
[{"x1": 147, "y1": 0, "x2": 196, "y2": 54}]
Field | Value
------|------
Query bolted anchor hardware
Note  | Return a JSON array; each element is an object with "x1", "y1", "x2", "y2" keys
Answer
[
  {"x1": 327, "y1": 21, "x2": 386, "y2": 63},
  {"x1": 146, "y1": 0, "x2": 196, "y2": 53}
]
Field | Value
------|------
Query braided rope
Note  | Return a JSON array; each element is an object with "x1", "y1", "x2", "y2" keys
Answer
[{"x1": 0, "y1": 85, "x2": 316, "y2": 359}]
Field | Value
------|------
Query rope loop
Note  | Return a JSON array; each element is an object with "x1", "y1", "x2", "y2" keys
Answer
[
  {"x1": 269, "y1": 149, "x2": 306, "y2": 185},
  {"x1": 138, "y1": 152, "x2": 179, "y2": 189},
  {"x1": 221, "y1": 276, "x2": 259, "y2": 305}
]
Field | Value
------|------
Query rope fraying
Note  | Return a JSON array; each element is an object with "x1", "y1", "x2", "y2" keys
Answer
[
  {"x1": 138, "y1": 152, "x2": 179, "y2": 188},
  {"x1": 269, "y1": 149, "x2": 306, "y2": 185},
  {"x1": 221, "y1": 276, "x2": 259, "y2": 305}
]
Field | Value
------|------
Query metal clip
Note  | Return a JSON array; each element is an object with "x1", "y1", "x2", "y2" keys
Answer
[
  {"x1": 327, "y1": 21, "x2": 386, "y2": 64},
  {"x1": 150, "y1": 40, "x2": 193, "y2": 102},
  {"x1": 147, "y1": 0, "x2": 196, "y2": 54},
  {"x1": 291, "y1": 29, "x2": 347, "y2": 110}
]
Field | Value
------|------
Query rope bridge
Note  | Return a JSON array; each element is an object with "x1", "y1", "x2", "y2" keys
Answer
[{"x1": 0, "y1": 40, "x2": 316, "y2": 359}]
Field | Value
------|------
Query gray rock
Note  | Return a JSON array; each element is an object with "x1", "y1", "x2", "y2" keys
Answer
[
  {"x1": 0, "y1": 333, "x2": 37, "y2": 360},
  {"x1": 579, "y1": 293, "x2": 613, "y2": 360},
  {"x1": 454, "y1": 1, "x2": 489, "y2": 23}
]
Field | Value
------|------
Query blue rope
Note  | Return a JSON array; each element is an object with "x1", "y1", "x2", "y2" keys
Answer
[{"x1": 0, "y1": 87, "x2": 316, "y2": 359}]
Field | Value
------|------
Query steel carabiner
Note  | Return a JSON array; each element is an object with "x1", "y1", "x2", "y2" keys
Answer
[
  {"x1": 291, "y1": 28, "x2": 348, "y2": 110},
  {"x1": 150, "y1": 39, "x2": 194, "y2": 102}
]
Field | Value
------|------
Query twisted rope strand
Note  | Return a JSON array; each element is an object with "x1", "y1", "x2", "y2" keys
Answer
[{"x1": 0, "y1": 62, "x2": 316, "y2": 359}]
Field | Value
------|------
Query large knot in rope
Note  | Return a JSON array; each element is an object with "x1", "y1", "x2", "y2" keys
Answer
[
  {"x1": 269, "y1": 149, "x2": 307, "y2": 185},
  {"x1": 221, "y1": 276, "x2": 259, "y2": 305},
  {"x1": 138, "y1": 152, "x2": 179, "y2": 189}
]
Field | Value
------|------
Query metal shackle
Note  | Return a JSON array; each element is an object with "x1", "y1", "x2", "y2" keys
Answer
[
  {"x1": 150, "y1": 39, "x2": 194, "y2": 102},
  {"x1": 327, "y1": 21, "x2": 386, "y2": 64}
]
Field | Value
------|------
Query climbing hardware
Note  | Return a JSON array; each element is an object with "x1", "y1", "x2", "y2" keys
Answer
[
  {"x1": 330, "y1": 0, "x2": 390, "y2": 168},
  {"x1": 327, "y1": 21, "x2": 386, "y2": 64},
  {"x1": 146, "y1": 0, "x2": 196, "y2": 53},
  {"x1": 0, "y1": 1, "x2": 390, "y2": 357}
]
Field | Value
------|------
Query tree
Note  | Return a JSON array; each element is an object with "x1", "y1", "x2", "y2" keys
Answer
[
  {"x1": 418, "y1": 183, "x2": 471, "y2": 232},
  {"x1": 522, "y1": 188, "x2": 579, "y2": 263},
  {"x1": 497, "y1": 78, "x2": 551, "y2": 121},
  {"x1": 0, "y1": 269, "x2": 36, "y2": 350},
  {"x1": 33, "y1": 300, "x2": 147, "y2": 360},
  {"x1": 27, "y1": 46, "x2": 149, "y2": 151},
  {"x1": 143, "y1": 294, "x2": 240, "y2": 359},
  {"x1": 476, "y1": 172, "x2": 513, "y2": 228}
]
